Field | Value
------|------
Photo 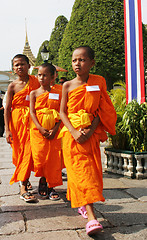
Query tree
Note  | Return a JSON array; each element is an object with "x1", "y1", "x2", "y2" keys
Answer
[
  {"x1": 58, "y1": 0, "x2": 125, "y2": 89},
  {"x1": 142, "y1": 24, "x2": 147, "y2": 101},
  {"x1": 143, "y1": 24, "x2": 147, "y2": 76},
  {"x1": 48, "y1": 15, "x2": 68, "y2": 65},
  {"x1": 31, "y1": 40, "x2": 49, "y2": 75},
  {"x1": 32, "y1": 16, "x2": 68, "y2": 75}
]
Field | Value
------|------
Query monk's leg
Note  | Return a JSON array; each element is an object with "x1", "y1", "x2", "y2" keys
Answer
[
  {"x1": 20, "y1": 180, "x2": 36, "y2": 200},
  {"x1": 85, "y1": 203, "x2": 103, "y2": 235},
  {"x1": 85, "y1": 203, "x2": 97, "y2": 221},
  {"x1": 26, "y1": 179, "x2": 33, "y2": 190},
  {"x1": 38, "y1": 177, "x2": 48, "y2": 197}
]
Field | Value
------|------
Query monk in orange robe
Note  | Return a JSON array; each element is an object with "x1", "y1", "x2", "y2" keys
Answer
[
  {"x1": 4, "y1": 54, "x2": 40, "y2": 202},
  {"x1": 30, "y1": 63, "x2": 62, "y2": 200},
  {"x1": 52, "y1": 83, "x2": 62, "y2": 92},
  {"x1": 51, "y1": 77, "x2": 66, "y2": 170},
  {"x1": 60, "y1": 46, "x2": 117, "y2": 235}
]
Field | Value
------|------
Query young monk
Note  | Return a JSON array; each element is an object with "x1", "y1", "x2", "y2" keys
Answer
[
  {"x1": 4, "y1": 54, "x2": 40, "y2": 202},
  {"x1": 30, "y1": 63, "x2": 62, "y2": 200},
  {"x1": 50, "y1": 71, "x2": 66, "y2": 173},
  {"x1": 59, "y1": 46, "x2": 117, "y2": 235}
]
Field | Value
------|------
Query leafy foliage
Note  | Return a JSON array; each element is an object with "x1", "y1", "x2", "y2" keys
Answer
[
  {"x1": 58, "y1": 0, "x2": 125, "y2": 89},
  {"x1": 31, "y1": 40, "x2": 49, "y2": 75},
  {"x1": 142, "y1": 24, "x2": 147, "y2": 101},
  {"x1": 139, "y1": 102, "x2": 147, "y2": 151},
  {"x1": 108, "y1": 81, "x2": 128, "y2": 149},
  {"x1": 108, "y1": 83, "x2": 147, "y2": 152},
  {"x1": 121, "y1": 100, "x2": 147, "y2": 152},
  {"x1": 48, "y1": 15, "x2": 68, "y2": 65},
  {"x1": 32, "y1": 3, "x2": 147, "y2": 91},
  {"x1": 108, "y1": 81, "x2": 126, "y2": 119},
  {"x1": 142, "y1": 24, "x2": 147, "y2": 79},
  {"x1": 32, "y1": 16, "x2": 68, "y2": 75}
]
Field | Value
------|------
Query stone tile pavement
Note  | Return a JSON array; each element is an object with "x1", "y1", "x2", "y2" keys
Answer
[{"x1": 0, "y1": 137, "x2": 147, "y2": 240}]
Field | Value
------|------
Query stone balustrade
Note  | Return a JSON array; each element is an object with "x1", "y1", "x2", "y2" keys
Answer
[{"x1": 104, "y1": 148, "x2": 147, "y2": 179}]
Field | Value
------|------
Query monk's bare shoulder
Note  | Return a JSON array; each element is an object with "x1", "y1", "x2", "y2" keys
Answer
[
  {"x1": 8, "y1": 79, "x2": 29, "y2": 94},
  {"x1": 7, "y1": 81, "x2": 15, "y2": 94},
  {"x1": 62, "y1": 78, "x2": 77, "y2": 93},
  {"x1": 30, "y1": 87, "x2": 41, "y2": 98}
]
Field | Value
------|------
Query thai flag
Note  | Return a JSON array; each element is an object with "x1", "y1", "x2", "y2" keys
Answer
[{"x1": 124, "y1": 0, "x2": 145, "y2": 104}]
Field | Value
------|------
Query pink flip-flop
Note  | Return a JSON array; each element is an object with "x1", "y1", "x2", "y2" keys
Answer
[
  {"x1": 78, "y1": 206, "x2": 88, "y2": 219},
  {"x1": 86, "y1": 219, "x2": 103, "y2": 235}
]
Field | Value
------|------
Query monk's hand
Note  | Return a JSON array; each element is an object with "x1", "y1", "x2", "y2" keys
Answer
[
  {"x1": 72, "y1": 129, "x2": 87, "y2": 144},
  {"x1": 39, "y1": 127, "x2": 50, "y2": 138},
  {"x1": 6, "y1": 130, "x2": 13, "y2": 144},
  {"x1": 80, "y1": 128, "x2": 93, "y2": 140},
  {"x1": 46, "y1": 129, "x2": 56, "y2": 140}
]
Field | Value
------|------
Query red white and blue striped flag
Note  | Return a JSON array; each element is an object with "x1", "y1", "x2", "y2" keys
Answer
[{"x1": 124, "y1": 0, "x2": 145, "y2": 104}]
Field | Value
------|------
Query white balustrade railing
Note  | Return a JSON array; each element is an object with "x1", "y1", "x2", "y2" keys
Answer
[{"x1": 104, "y1": 148, "x2": 147, "y2": 179}]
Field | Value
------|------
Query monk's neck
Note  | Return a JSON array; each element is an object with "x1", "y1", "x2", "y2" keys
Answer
[
  {"x1": 76, "y1": 74, "x2": 89, "y2": 84},
  {"x1": 17, "y1": 75, "x2": 29, "y2": 83},
  {"x1": 40, "y1": 85, "x2": 51, "y2": 92}
]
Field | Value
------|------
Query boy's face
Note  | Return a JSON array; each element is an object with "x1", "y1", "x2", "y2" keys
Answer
[
  {"x1": 72, "y1": 48, "x2": 95, "y2": 76},
  {"x1": 38, "y1": 66, "x2": 56, "y2": 87},
  {"x1": 13, "y1": 58, "x2": 30, "y2": 76}
]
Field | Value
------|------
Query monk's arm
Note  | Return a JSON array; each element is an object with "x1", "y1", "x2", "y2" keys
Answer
[
  {"x1": 48, "y1": 120, "x2": 61, "y2": 139},
  {"x1": 30, "y1": 91, "x2": 49, "y2": 138},
  {"x1": 60, "y1": 83, "x2": 87, "y2": 143},
  {"x1": 60, "y1": 83, "x2": 75, "y2": 133},
  {"x1": 81, "y1": 115, "x2": 100, "y2": 140},
  {"x1": 30, "y1": 91, "x2": 40, "y2": 129},
  {"x1": 4, "y1": 83, "x2": 14, "y2": 143}
]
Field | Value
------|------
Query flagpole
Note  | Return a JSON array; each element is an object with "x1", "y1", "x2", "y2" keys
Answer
[{"x1": 124, "y1": 0, "x2": 145, "y2": 104}]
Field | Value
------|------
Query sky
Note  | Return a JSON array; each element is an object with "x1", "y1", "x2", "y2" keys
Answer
[{"x1": 0, "y1": 0, "x2": 147, "y2": 71}]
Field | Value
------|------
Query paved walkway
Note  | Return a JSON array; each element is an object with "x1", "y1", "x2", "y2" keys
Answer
[{"x1": 0, "y1": 137, "x2": 147, "y2": 240}]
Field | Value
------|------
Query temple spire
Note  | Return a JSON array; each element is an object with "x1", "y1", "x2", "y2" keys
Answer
[
  {"x1": 23, "y1": 19, "x2": 36, "y2": 68},
  {"x1": 25, "y1": 18, "x2": 29, "y2": 44}
]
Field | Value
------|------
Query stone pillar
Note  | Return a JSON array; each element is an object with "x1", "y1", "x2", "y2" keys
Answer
[
  {"x1": 122, "y1": 155, "x2": 128, "y2": 177},
  {"x1": 144, "y1": 156, "x2": 147, "y2": 178},
  {"x1": 135, "y1": 154, "x2": 144, "y2": 179},
  {"x1": 112, "y1": 152, "x2": 118, "y2": 173},
  {"x1": 117, "y1": 153, "x2": 123, "y2": 175},
  {"x1": 106, "y1": 150, "x2": 113, "y2": 172}
]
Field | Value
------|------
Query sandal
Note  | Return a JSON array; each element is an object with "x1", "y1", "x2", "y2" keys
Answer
[
  {"x1": 38, "y1": 177, "x2": 48, "y2": 198},
  {"x1": 20, "y1": 192, "x2": 37, "y2": 203},
  {"x1": 78, "y1": 206, "x2": 88, "y2": 219},
  {"x1": 48, "y1": 188, "x2": 60, "y2": 201},
  {"x1": 27, "y1": 180, "x2": 33, "y2": 190},
  {"x1": 86, "y1": 219, "x2": 103, "y2": 235},
  {"x1": 19, "y1": 180, "x2": 33, "y2": 191}
]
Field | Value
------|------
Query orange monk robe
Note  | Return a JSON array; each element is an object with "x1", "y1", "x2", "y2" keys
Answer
[
  {"x1": 60, "y1": 74, "x2": 117, "y2": 208},
  {"x1": 51, "y1": 84, "x2": 65, "y2": 169},
  {"x1": 9, "y1": 75, "x2": 40, "y2": 184},
  {"x1": 30, "y1": 88, "x2": 62, "y2": 188},
  {"x1": 51, "y1": 84, "x2": 62, "y2": 92}
]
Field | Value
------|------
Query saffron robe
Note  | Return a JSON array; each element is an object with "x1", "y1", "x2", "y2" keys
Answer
[
  {"x1": 30, "y1": 88, "x2": 62, "y2": 188},
  {"x1": 9, "y1": 75, "x2": 40, "y2": 184},
  {"x1": 61, "y1": 74, "x2": 117, "y2": 208},
  {"x1": 52, "y1": 84, "x2": 62, "y2": 92},
  {"x1": 52, "y1": 84, "x2": 65, "y2": 169}
]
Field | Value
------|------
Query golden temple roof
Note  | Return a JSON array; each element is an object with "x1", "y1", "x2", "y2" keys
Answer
[{"x1": 23, "y1": 22, "x2": 36, "y2": 66}]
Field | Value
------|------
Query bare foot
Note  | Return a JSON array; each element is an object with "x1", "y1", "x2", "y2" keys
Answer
[
  {"x1": 48, "y1": 188, "x2": 60, "y2": 201},
  {"x1": 20, "y1": 182, "x2": 36, "y2": 202}
]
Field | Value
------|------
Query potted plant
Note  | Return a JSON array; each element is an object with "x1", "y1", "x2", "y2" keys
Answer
[{"x1": 104, "y1": 82, "x2": 147, "y2": 179}]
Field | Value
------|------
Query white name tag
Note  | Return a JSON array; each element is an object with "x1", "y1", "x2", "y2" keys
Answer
[
  {"x1": 49, "y1": 93, "x2": 59, "y2": 100},
  {"x1": 86, "y1": 85, "x2": 100, "y2": 92},
  {"x1": 25, "y1": 95, "x2": 30, "y2": 101}
]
